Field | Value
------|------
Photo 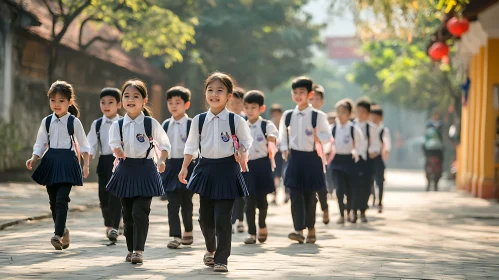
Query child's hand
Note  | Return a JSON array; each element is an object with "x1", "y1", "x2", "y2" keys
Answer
[
  {"x1": 158, "y1": 161, "x2": 166, "y2": 173},
  {"x1": 369, "y1": 152, "x2": 379, "y2": 159},
  {"x1": 382, "y1": 149, "x2": 390, "y2": 161},
  {"x1": 282, "y1": 150, "x2": 289, "y2": 161},
  {"x1": 352, "y1": 150, "x2": 360, "y2": 163},
  {"x1": 26, "y1": 156, "x2": 39, "y2": 170},
  {"x1": 113, "y1": 147, "x2": 125, "y2": 159},
  {"x1": 83, "y1": 164, "x2": 89, "y2": 178},
  {"x1": 235, "y1": 151, "x2": 248, "y2": 172},
  {"x1": 178, "y1": 167, "x2": 188, "y2": 184}
]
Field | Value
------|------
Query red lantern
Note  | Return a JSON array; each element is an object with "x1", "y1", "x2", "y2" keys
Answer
[
  {"x1": 428, "y1": 42, "x2": 449, "y2": 61},
  {"x1": 446, "y1": 17, "x2": 469, "y2": 37}
]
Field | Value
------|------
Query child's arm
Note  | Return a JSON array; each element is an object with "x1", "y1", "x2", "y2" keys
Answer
[
  {"x1": 315, "y1": 112, "x2": 332, "y2": 144},
  {"x1": 152, "y1": 118, "x2": 171, "y2": 173},
  {"x1": 353, "y1": 126, "x2": 365, "y2": 162},
  {"x1": 382, "y1": 127, "x2": 391, "y2": 161},
  {"x1": 179, "y1": 154, "x2": 194, "y2": 184},
  {"x1": 74, "y1": 118, "x2": 90, "y2": 178},
  {"x1": 87, "y1": 120, "x2": 98, "y2": 159},
  {"x1": 109, "y1": 121, "x2": 125, "y2": 159},
  {"x1": 278, "y1": 112, "x2": 289, "y2": 160},
  {"x1": 27, "y1": 119, "x2": 49, "y2": 170},
  {"x1": 266, "y1": 122, "x2": 278, "y2": 144}
]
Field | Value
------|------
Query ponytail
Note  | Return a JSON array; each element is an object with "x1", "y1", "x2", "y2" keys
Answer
[
  {"x1": 69, "y1": 103, "x2": 80, "y2": 118},
  {"x1": 142, "y1": 105, "x2": 153, "y2": 117}
]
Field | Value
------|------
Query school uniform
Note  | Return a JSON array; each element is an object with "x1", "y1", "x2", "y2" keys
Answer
[
  {"x1": 316, "y1": 110, "x2": 330, "y2": 213},
  {"x1": 32, "y1": 112, "x2": 90, "y2": 237},
  {"x1": 373, "y1": 123, "x2": 391, "y2": 207},
  {"x1": 329, "y1": 120, "x2": 363, "y2": 217},
  {"x1": 161, "y1": 115, "x2": 196, "y2": 238},
  {"x1": 88, "y1": 115, "x2": 122, "y2": 230},
  {"x1": 278, "y1": 105, "x2": 330, "y2": 231},
  {"x1": 354, "y1": 119, "x2": 382, "y2": 215},
  {"x1": 231, "y1": 111, "x2": 247, "y2": 225},
  {"x1": 243, "y1": 117, "x2": 278, "y2": 235},
  {"x1": 106, "y1": 112, "x2": 171, "y2": 252},
  {"x1": 185, "y1": 108, "x2": 252, "y2": 265}
]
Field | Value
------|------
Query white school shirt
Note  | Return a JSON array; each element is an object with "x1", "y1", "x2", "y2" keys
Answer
[
  {"x1": 247, "y1": 117, "x2": 278, "y2": 160},
  {"x1": 33, "y1": 112, "x2": 90, "y2": 157},
  {"x1": 162, "y1": 115, "x2": 198, "y2": 159},
  {"x1": 87, "y1": 114, "x2": 120, "y2": 157},
  {"x1": 278, "y1": 105, "x2": 330, "y2": 152},
  {"x1": 354, "y1": 119, "x2": 382, "y2": 160},
  {"x1": 184, "y1": 108, "x2": 253, "y2": 159},
  {"x1": 333, "y1": 120, "x2": 364, "y2": 155},
  {"x1": 378, "y1": 123, "x2": 391, "y2": 152},
  {"x1": 109, "y1": 113, "x2": 171, "y2": 159}
]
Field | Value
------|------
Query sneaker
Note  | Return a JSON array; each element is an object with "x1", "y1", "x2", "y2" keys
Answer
[
  {"x1": 323, "y1": 210, "x2": 330, "y2": 225},
  {"x1": 244, "y1": 236, "x2": 256, "y2": 244},
  {"x1": 360, "y1": 213, "x2": 368, "y2": 223},
  {"x1": 125, "y1": 252, "x2": 132, "y2": 262},
  {"x1": 51, "y1": 235, "x2": 63, "y2": 250},
  {"x1": 62, "y1": 228, "x2": 70, "y2": 249},
  {"x1": 107, "y1": 229, "x2": 119, "y2": 242},
  {"x1": 214, "y1": 263, "x2": 228, "y2": 272},
  {"x1": 336, "y1": 216, "x2": 345, "y2": 224},
  {"x1": 288, "y1": 232, "x2": 305, "y2": 243},
  {"x1": 306, "y1": 229, "x2": 316, "y2": 244},
  {"x1": 131, "y1": 252, "x2": 143, "y2": 264},
  {"x1": 203, "y1": 253, "x2": 215, "y2": 267},
  {"x1": 167, "y1": 239, "x2": 182, "y2": 249}
]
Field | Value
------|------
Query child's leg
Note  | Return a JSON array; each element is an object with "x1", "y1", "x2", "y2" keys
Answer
[
  {"x1": 333, "y1": 171, "x2": 346, "y2": 216},
  {"x1": 167, "y1": 191, "x2": 182, "y2": 238},
  {"x1": 98, "y1": 174, "x2": 111, "y2": 228},
  {"x1": 236, "y1": 197, "x2": 245, "y2": 222},
  {"x1": 46, "y1": 183, "x2": 72, "y2": 236},
  {"x1": 199, "y1": 197, "x2": 216, "y2": 253},
  {"x1": 289, "y1": 189, "x2": 306, "y2": 231},
  {"x1": 317, "y1": 189, "x2": 328, "y2": 212},
  {"x1": 121, "y1": 198, "x2": 135, "y2": 253},
  {"x1": 46, "y1": 185, "x2": 58, "y2": 225},
  {"x1": 256, "y1": 194, "x2": 268, "y2": 229},
  {"x1": 245, "y1": 196, "x2": 257, "y2": 235},
  {"x1": 214, "y1": 199, "x2": 235, "y2": 265},
  {"x1": 304, "y1": 190, "x2": 318, "y2": 230},
  {"x1": 131, "y1": 197, "x2": 152, "y2": 252},
  {"x1": 375, "y1": 165, "x2": 385, "y2": 206},
  {"x1": 108, "y1": 193, "x2": 122, "y2": 230},
  {"x1": 179, "y1": 189, "x2": 194, "y2": 234}
]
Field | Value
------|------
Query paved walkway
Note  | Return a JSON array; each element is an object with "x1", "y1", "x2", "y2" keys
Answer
[{"x1": 0, "y1": 170, "x2": 498, "y2": 279}]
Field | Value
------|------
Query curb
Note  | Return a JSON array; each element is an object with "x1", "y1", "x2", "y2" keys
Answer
[{"x1": 0, "y1": 203, "x2": 99, "y2": 230}]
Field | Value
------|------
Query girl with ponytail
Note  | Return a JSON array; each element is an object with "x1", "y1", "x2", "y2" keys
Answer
[{"x1": 26, "y1": 80, "x2": 90, "y2": 251}]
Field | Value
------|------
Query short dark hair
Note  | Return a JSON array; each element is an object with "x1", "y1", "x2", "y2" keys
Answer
[
  {"x1": 166, "y1": 86, "x2": 191, "y2": 103},
  {"x1": 370, "y1": 105, "x2": 383, "y2": 117},
  {"x1": 270, "y1": 104, "x2": 283, "y2": 114},
  {"x1": 100, "y1": 87, "x2": 121, "y2": 103},
  {"x1": 244, "y1": 90, "x2": 265, "y2": 106},
  {"x1": 313, "y1": 84, "x2": 325, "y2": 99},
  {"x1": 291, "y1": 76, "x2": 314, "y2": 92},
  {"x1": 356, "y1": 99, "x2": 371, "y2": 112},
  {"x1": 336, "y1": 98, "x2": 353, "y2": 113},
  {"x1": 232, "y1": 87, "x2": 245, "y2": 99}
]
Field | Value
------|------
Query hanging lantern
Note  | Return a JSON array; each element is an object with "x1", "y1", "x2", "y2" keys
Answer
[
  {"x1": 446, "y1": 17, "x2": 469, "y2": 37},
  {"x1": 428, "y1": 42, "x2": 449, "y2": 61}
]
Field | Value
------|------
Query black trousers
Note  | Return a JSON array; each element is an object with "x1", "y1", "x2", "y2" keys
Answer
[
  {"x1": 355, "y1": 159, "x2": 373, "y2": 213},
  {"x1": 98, "y1": 155, "x2": 122, "y2": 229},
  {"x1": 231, "y1": 197, "x2": 245, "y2": 224},
  {"x1": 46, "y1": 183, "x2": 72, "y2": 236},
  {"x1": 332, "y1": 170, "x2": 354, "y2": 217},
  {"x1": 373, "y1": 159, "x2": 385, "y2": 206},
  {"x1": 245, "y1": 194, "x2": 268, "y2": 235},
  {"x1": 167, "y1": 188, "x2": 193, "y2": 238},
  {"x1": 199, "y1": 197, "x2": 235, "y2": 265},
  {"x1": 290, "y1": 189, "x2": 317, "y2": 231},
  {"x1": 317, "y1": 188, "x2": 328, "y2": 211},
  {"x1": 121, "y1": 196, "x2": 152, "y2": 252}
]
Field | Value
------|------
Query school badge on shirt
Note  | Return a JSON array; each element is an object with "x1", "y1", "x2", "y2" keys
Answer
[
  {"x1": 181, "y1": 135, "x2": 187, "y2": 143},
  {"x1": 221, "y1": 132, "x2": 230, "y2": 142},
  {"x1": 136, "y1": 133, "x2": 145, "y2": 143},
  {"x1": 256, "y1": 134, "x2": 265, "y2": 142},
  {"x1": 305, "y1": 128, "x2": 313, "y2": 136}
]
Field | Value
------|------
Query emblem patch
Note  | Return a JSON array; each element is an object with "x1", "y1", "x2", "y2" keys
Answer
[
  {"x1": 305, "y1": 128, "x2": 313, "y2": 136},
  {"x1": 221, "y1": 132, "x2": 230, "y2": 142},
  {"x1": 136, "y1": 134, "x2": 145, "y2": 143}
]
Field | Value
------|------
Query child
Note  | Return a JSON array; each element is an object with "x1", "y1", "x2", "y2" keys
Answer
[
  {"x1": 328, "y1": 100, "x2": 363, "y2": 224},
  {"x1": 106, "y1": 79, "x2": 171, "y2": 264},
  {"x1": 227, "y1": 87, "x2": 246, "y2": 233},
  {"x1": 270, "y1": 104, "x2": 288, "y2": 204},
  {"x1": 370, "y1": 105, "x2": 391, "y2": 213},
  {"x1": 242, "y1": 90, "x2": 278, "y2": 244},
  {"x1": 87, "y1": 87, "x2": 122, "y2": 241},
  {"x1": 309, "y1": 84, "x2": 330, "y2": 225},
  {"x1": 326, "y1": 111, "x2": 337, "y2": 194},
  {"x1": 179, "y1": 72, "x2": 252, "y2": 272},
  {"x1": 161, "y1": 86, "x2": 196, "y2": 249},
  {"x1": 353, "y1": 99, "x2": 382, "y2": 223},
  {"x1": 279, "y1": 77, "x2": 330, "y2": 244},
  {"x1": 26, "y1": 81, "x2": 90, "y2": 250}
]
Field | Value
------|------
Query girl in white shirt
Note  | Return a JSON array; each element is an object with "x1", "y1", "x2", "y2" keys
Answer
[
  {"x1": 106, "y1": 79, "x2": 171, "y2": 264},
  {"x1": 26, "y1": 81, "x2": 90, "y2": 251},
  {"x1": 179, "y1": 72, "x2": 252, "y2": 273}
]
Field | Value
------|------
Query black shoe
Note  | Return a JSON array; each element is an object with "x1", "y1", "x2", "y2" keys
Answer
[
  {"x1": 351, "y1": 214, "x2": 358, "y2": 224},
  {"x1": 288, "y1": 232, "x2": 305, "y2": 243}
]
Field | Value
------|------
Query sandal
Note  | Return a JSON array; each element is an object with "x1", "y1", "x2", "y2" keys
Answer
[
  {"x1": 51, "y1": 235, "x2": 63, "y2": 250},
  {"x1": 107, "y1": 228, "x2": 118, "y2": 242},
  {"x1": 125, "y1": 252, "x2": 132, "y2": 262},
  {"x1": 306, "y1": 235, "x2": 316, "y2": 244},
  {"x1": 181, "y1": 235, "x2": 193, "y2": 245},
  {"x1": 214, "y1": 263, "x2": 228, "y2": 272},
  {"x1": 62, "y1": 228, "x2": 70, "y2": 249},
  {"x1": 288, "y1": 232, "x2": 305, "y2": 243},
  {"x1": 203, "y1": 253, "x2": 215, "y2": 267},
  {"x1": 167, "y1": 239, "x2": 181, "y2": 249},
  {"x1": 131, "y1": 252, "x2": 143, "y2": 264}
]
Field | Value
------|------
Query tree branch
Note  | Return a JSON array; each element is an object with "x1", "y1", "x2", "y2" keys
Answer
[
  {"x1": 58, "y1": 0, "x2": 65, "y2": 17},
  {"x1": 78, "y1": 15, "x2": 99, "y2": 48},
  {"x1": 53, "y1": 0, "x2": 92, "y2": 43},
  {"x1": 79, "y1": 35, "x2": 119, "y2": 51},
  {"x1": 42, "y1": 0, "x2": 56, "y2": 16}
]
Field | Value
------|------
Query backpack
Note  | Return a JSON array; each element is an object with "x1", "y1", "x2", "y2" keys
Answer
[
  {"x1": 118, "y1": 116, "x2": 155, "y2": 158},
  {"x1": 197, "y1": 112, "x2": 237, "y2": 154},
  {"x1": 45, "y1": 114, "x2": 75, "y2": 146},
  {"x1": 162, "y1": 118, "x2": 192, "y2": 138},
  {"x1": 331, "y1": 124, "x2": 355, "y2": 141},
  {"x1": 283, "y1": 109, "x2": 319, "y2": 147},
  {"x1": 380, "y1": 127, "x2": 385, "y2": 144}
]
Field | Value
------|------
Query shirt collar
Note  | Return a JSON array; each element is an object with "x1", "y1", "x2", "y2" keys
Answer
[
  {"x1": 103, "y1": 114, "x2": 120, "y2": 123},
  {"x1": 51, "y1": 112, "x2": 71, "y2": 124},
  {"x1": 171, "y1": 114, "x2": 188, "y2": 124},
  {"x1": 248, "y1": 116, "x2": 262, "y2": 126},
  {"x1": 294, "y1": 105, "x2": 312, "y2": 115},
  {"x1": 207, "y1": 108, "x2": 229, "y2": 122},
  {"x1": 336, "y1": 119, "x2": 351, "y2": 128},
  {"x1": 124, "y1": 112, "x2": 145, "y2": 125}
]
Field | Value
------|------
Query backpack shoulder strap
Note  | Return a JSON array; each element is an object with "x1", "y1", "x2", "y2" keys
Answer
[
  {"x1": 380, "y1": 127, "x2": 384, "y2": 143},
  {"x1": 311, "y1": 109, "x2": 318, "y2": 128},
  {"x1": 162, "y1": 119, "x2": 170, "y2": 133},
  {"x1": 229, "y1": 112, "x2": 236, "y2": 136},
  {"x1": 332, "y1": 125, "x2": 336, "y2": 138},
  {"x1": 284, "y1": 110, "x2": 293, "y2": 128},
  {"x1": 187, "y1": 119, "x2": 192, "y2": 137},
  {"x1": 198, "y1": 113, "x2": 207, "y2": 136},
  {"x1": 67, "y1": 115, "x2": 75, "y2": 136},
  {"x1": 350, "y1": 125, "x2": 355, "y2": 140},
  {"x1": 45, "y1": 114, "x2": 53, "y2": 134},
  {"x1": 144, "y1": 116, "x2": 153, "y2": 140},
  {"x1": 260, "y1": 119, "x2": 267, "y2": 136},
  {"x1": 95, "y1": 117, "x2": 103, "y2": 136},
  {"x1": 118, "y1": 119, "x2": 124, "y2": 143}
]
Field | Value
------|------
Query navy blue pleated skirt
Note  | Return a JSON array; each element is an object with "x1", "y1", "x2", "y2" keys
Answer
[
  {"x1": 97, "y1": 154, "x2": 115, "y2": 175},
  {"x1": 243, "y1": 157, "x2": 275, "y2": 195},
  {"x1": 106, "y1": 158, "x2": 164, "y2": 198},
  {"x1": 329, "y1": 154, "x2": 357, "y2": 176},
  {"x1": 32, "y1": 148, "x2": 83, "y2": 186},
  {"x1": 284, "y1": 150, "x2": 326, "y2": 191},
  {"x1": 161, "y1": 158, "x2": 195, "y2": 192},
  {"x1": 187, "y1": 156, "x2": 248, "y2": 200}
]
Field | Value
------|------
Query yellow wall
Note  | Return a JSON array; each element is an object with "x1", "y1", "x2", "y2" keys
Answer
[{"x1": 472, "y1": 47, "x2": 485, "y2": 196}]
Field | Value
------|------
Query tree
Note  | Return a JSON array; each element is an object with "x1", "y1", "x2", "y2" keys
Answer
[{"x1": 40, "y1": 0, "x2": 197, "y2": 85}]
